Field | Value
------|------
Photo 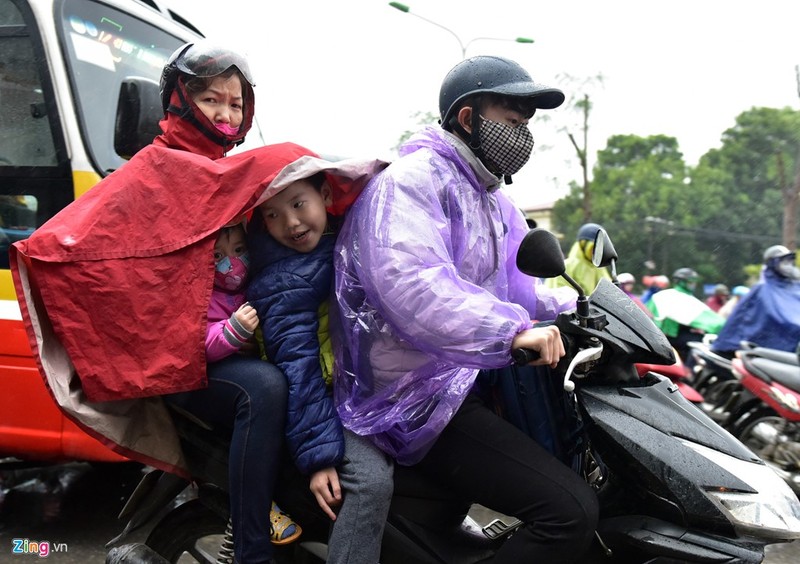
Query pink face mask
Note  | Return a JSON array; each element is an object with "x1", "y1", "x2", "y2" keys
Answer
[
  {"x1": 214, "y1": 254, "x2": 249, "y2": 292},
  {"x1": 215, "y1": 122, "x2": 240, "y2": 136}
]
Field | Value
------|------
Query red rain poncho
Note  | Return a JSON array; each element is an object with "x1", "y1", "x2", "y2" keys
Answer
[{"x1": 11, "y1": 140, "x2": 386, "y2": 474}]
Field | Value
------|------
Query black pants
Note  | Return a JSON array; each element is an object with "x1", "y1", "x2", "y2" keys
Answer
[{"x1": 413, "y1": 393, "x2": 599, "y2": 563}]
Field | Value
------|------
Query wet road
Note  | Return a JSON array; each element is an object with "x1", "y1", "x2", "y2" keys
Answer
[
  {"x1": 1, "y1": 461, "x2": 799, "y2": 563},
  {"x1": 0, "y1": 462, "x2": 147, "y2": 563}
]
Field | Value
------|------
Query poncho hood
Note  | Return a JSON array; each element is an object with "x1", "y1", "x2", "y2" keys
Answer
[
  {"x1": 10, "y1": 142, "x2": 387, "y2": 475},
  {"x1": 248, "y1": 144, "x2": 381, "y2": 274},
  {"x1": 153, "y1": 78, "x2": 255, "y2": 159}
]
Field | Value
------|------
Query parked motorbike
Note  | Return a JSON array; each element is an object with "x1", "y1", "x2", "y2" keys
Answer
[
  {"x1": 635, "y1": 346, "x2": 704, "y2": 403},
  {"x1": 726, "y1": 343, "x2": 800, "y2": 496},
  {"x1": 687, "y1": 337, "x2": 742, "y2": 425},
  {"x1": 107, "y1": 227, "x2": 800, "y2": 564}
]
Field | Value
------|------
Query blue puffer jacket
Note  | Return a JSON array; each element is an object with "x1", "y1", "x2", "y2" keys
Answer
[{"x1": 247, "y1": 225, "x2": 344, "y2": 475}]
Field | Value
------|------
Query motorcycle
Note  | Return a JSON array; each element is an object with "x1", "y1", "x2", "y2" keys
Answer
[
  {"x1": 107, "y1": 227, "x2": 800, "y2": 564},
  {"x1": 635, "y1": 347, "x2": 704, "y2": 404},
  {"x1": 726, "y1": 343, "x2": 800, "y2": 496},
  {"x1": 687, "y1": 337, "x2": 742, "y2": 425}
]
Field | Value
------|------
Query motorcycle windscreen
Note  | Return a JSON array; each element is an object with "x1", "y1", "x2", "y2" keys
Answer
[{"x1": 590, "y1": 279, "x2": 675, "y2": 365}]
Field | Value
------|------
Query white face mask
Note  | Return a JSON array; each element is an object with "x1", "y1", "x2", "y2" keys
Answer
[
  {"x1": 477, "y1": 116, "x2": 534, "y2": 177},
  {"x1": 776, "y1": 258, "x2": 800, "y2": 280}
]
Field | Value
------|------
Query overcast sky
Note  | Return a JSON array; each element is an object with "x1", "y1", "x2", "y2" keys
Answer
[{"x1": 167, "y1": 0, "x2": 800, "y2": 208}]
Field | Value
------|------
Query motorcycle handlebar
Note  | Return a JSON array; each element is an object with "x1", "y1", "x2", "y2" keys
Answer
[{"x1": 512, "y1": 347, "x2": 540, "y2": 365}]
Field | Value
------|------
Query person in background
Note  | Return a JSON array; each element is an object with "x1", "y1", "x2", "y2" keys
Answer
[
  {"x1": 332, "y1": 55, "x2": 598, "y2": 563},
  {"x1": 641, "y1": 274, "x2": 669, "y2": 304},
  {"x1": 718, "y1": 285, "x2": 749, "y2": 319},
  {"x1": 617, "y1": 272, "x2": 650, "y2": 315},
  {"x1": 713, "y1": 245, "x2": 800, "y2": 355},
  {"x1": 546, "y1": 222, "x2": 612, "y2": 294},
  {"x1": 647, "y1": 267, "x2": 725, "y2": 362},
  {"x1": 705, "y1": 284, "x2": 730, "y2": 313}
]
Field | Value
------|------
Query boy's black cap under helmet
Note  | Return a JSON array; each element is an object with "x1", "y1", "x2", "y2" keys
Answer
[
  {"x1": 439, "y1": 56, "x2": 565, "y2": 129},
  {"x1": 159, "y1": 40, "x2": 255, "y2": 113}
]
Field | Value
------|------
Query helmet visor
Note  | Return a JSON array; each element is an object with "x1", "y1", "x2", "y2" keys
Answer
[{"x1": 174, "y1": 42, "x2": 255, "y2": 85}]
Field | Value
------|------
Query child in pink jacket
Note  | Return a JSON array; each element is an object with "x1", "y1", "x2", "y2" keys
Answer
[
  {"x1": 206, "y1": 222, "x2": 259, "y2": 361},
  {"x1": 207, "y1": 221, "x2": 301, "y2": 544}
]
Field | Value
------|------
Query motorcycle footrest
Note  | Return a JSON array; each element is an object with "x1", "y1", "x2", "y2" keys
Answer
[{"x1": 482, "y1": 517, "x2": 522, "y2": 540}]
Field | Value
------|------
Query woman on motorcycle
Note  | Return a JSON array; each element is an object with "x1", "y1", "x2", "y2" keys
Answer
[
  {"x1": 13, "y1": 41, "x2": 291, "y2": 564},
  {"x1": 546, "y1": 222, "x2": 613, "y2": 293},
  {"x1": 153, "y1": 42, "x2": 293, "y2": 564}
]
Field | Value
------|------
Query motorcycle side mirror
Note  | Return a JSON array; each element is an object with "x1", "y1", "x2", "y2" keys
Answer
[
  {"x1": 592, "y1": 227, "x2": 620, "y2": 282},
  {"x1": 591, "y1": 228, "x2": 618, "y2": 268},
  {"x1": 517, "y1": 228, "x2": 591, "y2": 319},
  {"x1": 516, "y1": 228, "x2": 567, "y2": 278},
  {"x1": 114, "y1": 77, "x2": 163, "y2": 160}
]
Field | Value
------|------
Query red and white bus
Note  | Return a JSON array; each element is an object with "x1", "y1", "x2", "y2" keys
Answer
[{"x1": 0, "y1": 0, "x2": 264, "y2": 465}]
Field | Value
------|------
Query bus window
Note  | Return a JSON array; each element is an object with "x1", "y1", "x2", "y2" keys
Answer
[
  {"x1": 0, "y1": 0, "x2": 58, "y2": 167},
  {"x1": 0, "y1": 194, "x2": 36, "y2": 269},
  {"x1": 58, "y1": 0, "x2": 187, "y2": 174}
]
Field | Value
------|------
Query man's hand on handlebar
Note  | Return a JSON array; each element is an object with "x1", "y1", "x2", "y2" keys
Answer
[{"x1": 511, "y1": 325, "x2": 565, "y2": 368}]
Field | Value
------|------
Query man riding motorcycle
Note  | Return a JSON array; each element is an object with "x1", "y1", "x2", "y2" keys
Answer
[{"x1": 713, "y1": 245, "x2": 800, "y2": 356}]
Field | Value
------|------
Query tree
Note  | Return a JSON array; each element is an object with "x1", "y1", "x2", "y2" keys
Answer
[
  {"x1": 394, "y1": 111, "x2": 439, "y2": 151},
  {"x1": 691, "y1": 106, "x2": 800, "y2": 280},
  {"x1": 551, "y1": 107, "x2": 800, "y2": 291},
  {"x1": 556, "y1": 73, "x2": 604, "y2": 223},
  {"x1": 552, "y1": 133, "x2": 693, "y2": 281}
]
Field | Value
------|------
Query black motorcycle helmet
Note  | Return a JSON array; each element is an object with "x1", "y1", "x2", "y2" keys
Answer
[
  {"x1": 159, "y1": 41, "x2": 256, "y2": 147},
  {"x1": 438, "y1": 56, "x2": 564, "y2": 184},
  {"x1": 160, "y1": 41, "x2": 255, "y2": 113},
  {"x1": 439, "y1": 56, "x2": 565, "y2": 131},
  {"x1": 577, "y1": 223, "x2": 603, "y2": 242}
]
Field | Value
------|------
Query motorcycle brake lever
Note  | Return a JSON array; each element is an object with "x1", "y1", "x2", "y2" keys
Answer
[{"x1": 562, "y1": 345, "x2": 603, "y2": 391}]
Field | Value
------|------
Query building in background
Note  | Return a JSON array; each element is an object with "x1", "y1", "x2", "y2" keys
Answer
[{"x1": 523, "y1": 201, "x2": 557, "y2": 235}]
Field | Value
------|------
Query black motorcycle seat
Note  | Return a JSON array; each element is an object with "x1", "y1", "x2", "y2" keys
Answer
[
  {"x1": 744, "y1": 355, "x2": 800, "y2": 392},
  {"x1": 746, "y1": 347, "x2": 800, "y2": 366}
]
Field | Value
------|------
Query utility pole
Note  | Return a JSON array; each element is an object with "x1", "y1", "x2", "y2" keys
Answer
[
  {"x1": 787, "y1": 65, "x2": 800, "y2": 251},
  {"x1": 568, "y1": 94, "x2": 591, "y2": 222}
]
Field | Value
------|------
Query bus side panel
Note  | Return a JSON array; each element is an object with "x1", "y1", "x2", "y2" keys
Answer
[{"x1": 0, "y1": 317, "x2": 126, "y2": 463}]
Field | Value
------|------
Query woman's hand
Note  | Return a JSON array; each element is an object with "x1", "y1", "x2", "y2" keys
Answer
[
  {"x1": 511, "y1": 324, "x2": 565, "y2": 368},
  {"x1": 309, "y1": 467, "x2": 342, "y2": 521}
]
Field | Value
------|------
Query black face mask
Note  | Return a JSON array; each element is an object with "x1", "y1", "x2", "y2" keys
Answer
[{"x1": 476, "y1": 116, "x2": 534, "y2": 177}]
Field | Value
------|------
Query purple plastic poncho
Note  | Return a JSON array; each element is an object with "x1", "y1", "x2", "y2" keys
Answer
[{"x1": 332, "y1": 126, "x2": 576, "y2": 465}]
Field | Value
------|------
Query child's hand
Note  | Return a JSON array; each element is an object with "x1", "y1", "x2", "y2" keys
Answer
[
  {"x1": 309, "y1": 467, "x2": 342, "y2": 521},
  {"x1": 234, "y1": 303, "x2": 259, "y2": 333}
]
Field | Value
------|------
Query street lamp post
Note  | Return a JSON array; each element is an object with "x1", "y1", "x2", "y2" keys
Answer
[{"x1": 388, "y1": 2, "x2": 533, "y2": 59}]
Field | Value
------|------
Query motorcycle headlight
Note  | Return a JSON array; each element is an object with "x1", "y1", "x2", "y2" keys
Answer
[{"x1": 681, "y1": 440, "x2": 800, "y2": 540}]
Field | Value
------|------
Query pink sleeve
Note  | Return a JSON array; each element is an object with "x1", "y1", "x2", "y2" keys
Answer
[{"x1": 205, "y1": 319, "x2": 239, "y2": 363}]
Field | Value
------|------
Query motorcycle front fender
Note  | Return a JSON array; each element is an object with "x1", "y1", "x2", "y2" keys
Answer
[{"x1": 578, "y1": 375, "x2": 762, "y2": 532}]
